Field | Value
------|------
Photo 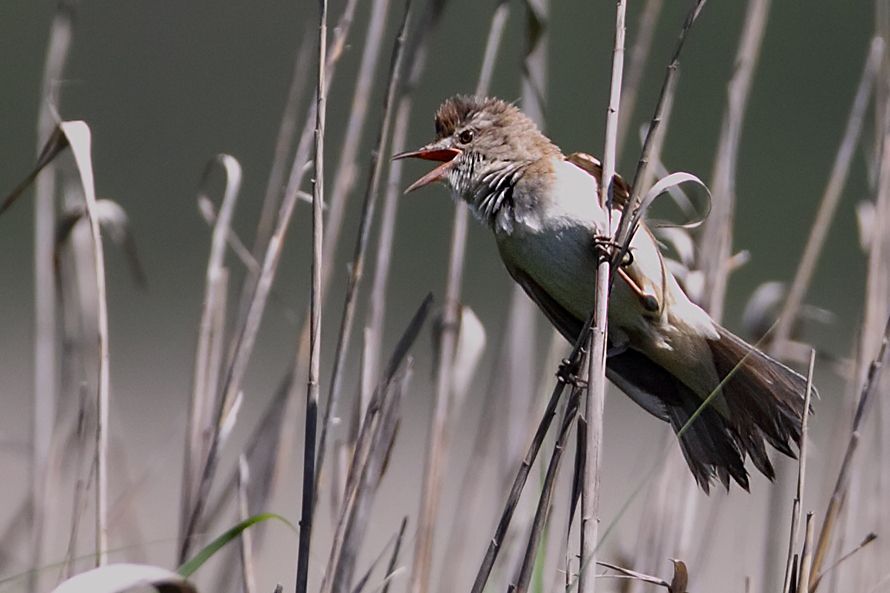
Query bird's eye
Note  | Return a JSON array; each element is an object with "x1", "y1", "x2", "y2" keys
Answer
[{"x1": 458, "y1": 129, "x2": 474, "y2": 144}]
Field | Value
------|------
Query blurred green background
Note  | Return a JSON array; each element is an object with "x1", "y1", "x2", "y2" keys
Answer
[{"x1": 0, "y1": 0, "x2": 879, "y2": 590}]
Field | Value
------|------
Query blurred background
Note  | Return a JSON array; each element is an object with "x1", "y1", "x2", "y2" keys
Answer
[{"x1": 0, "y1": 0, "x2": 885, "y2": 592}]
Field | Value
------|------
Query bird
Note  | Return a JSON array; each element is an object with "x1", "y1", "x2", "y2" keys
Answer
[{"x1": 394, "y1": 95, "x2": 810, "y2": 492}]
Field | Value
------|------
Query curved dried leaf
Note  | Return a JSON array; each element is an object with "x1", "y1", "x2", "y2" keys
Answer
[
  {"x1": 668, "y1": 559, "x2": 688, "y2": 593},
  {"x1": 50, "y1": 564, "x2": 197, "y2": 593},
  {"x1": 636, "y1": 171, "x2": 711, "y2": 231},
  {"x1": 56, "y1": 199, "x2": 147, "y2": 287},
  {"x1": 451, "y1": 305, "x2": 486, "y2": 410}
]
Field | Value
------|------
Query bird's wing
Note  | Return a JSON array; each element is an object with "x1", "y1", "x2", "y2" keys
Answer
[
  {"x1": 502, "y1": 256, "x2": 583, "y2": 342},
  {"x1": 503, "y1": 255, "x2": 673, "y2": 423},
  {"x1": 564, "y1": 152, "x2": 668, "y2": 316},
  {"x1": 563, "y1": 152, "x2": 632, "y2": 211}
]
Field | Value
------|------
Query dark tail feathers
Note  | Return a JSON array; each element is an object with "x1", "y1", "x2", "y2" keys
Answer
[
  {"x1": 607, "y1": 325, "x2": 810, "y2": 493},
  {"x1": 676, "y1": 325, "x2": 809, "y2": 492}
]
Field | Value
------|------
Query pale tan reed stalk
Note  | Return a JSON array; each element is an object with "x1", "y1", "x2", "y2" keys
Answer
[
  {"x1": 294, "y1": 0, "x2": 328, "y2": 589},
  {"x1": 409, "y1": 4, "x2": 510, "y2": 593},
  {"x1": 579, "y1": 3, "x2": 625, "y2": 593}
]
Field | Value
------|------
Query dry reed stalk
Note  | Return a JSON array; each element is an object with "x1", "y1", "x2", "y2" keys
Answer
[
  {"x1": 36, "y1": 123, "x2": 112, "y2": 568},
  {"x1": 496, "y1": 3, "x2": 549, "y2": 572},
  {"x1": 314, "y1": 0, "x2": 413, "y2": 512},
  {"x1": 781, "y1": 350, "x2": 816, "y2": 593},
  {"x1": 363, "y1": 14, "x2": 447, "y2": 533},
  {"x1": 320, "y1": 0, "x2": 393, "y2": 306},
  {"x1": 247, "y1": 0, "x2": 359, "y2": 268},
  {"x1": 409, "y1": 4, "x2": 510, "y2": 593},
  {"x1": 30, "y1": 2, "x2": 76, "y2": 587},
  {"x1": 179, "y1": 155, "x2": 242, "y2": 545},
  {"x1": 16, "y1": 123, "x2": 115, "y2": 568},
  {"x1": 320, "y1": 294, "x2": 432, "y2": 593},
  {"x1": 381, "y1": 517, "x2": 408, "y2": 593},
  {"x1": 469, "y1": 358, "x2": 579, "y2": 593},
  {"x1": 513, "y1": 388, "x2": 581, "y2": 593},
  {"x1": 626, "y1": 431, "x2": 696, "y2": 593},
  {"x1": 237, "y1": 456, "x2": 257, "y2": 593},
  {"x1": 436, "y1": 324, "x2": 510, "y2": 593},
  {"x1": 349, "y1": 520, "x2": 405, "y2": 593},
  {"x1": 364, "y1": 65, "x2": 427, "y2": 390},
  {"x1": 250, "y1": 33, "x2": 313, "y2": 266},
  {"x1": 772, "y1": 38, "x2": 883, "y2": 351},
  {"x1": 613, "y1": 0, "x2": 708, "y2": 261},
  {"x1": 235, "y1": 0, "x2": 358, "y2": 363},
  {"x1": 615, "y1": 0, "x2": 664, "y2": 157},
  {"x1": 798, "y1": 513, "x2": 816, "y2": 593},
  {"x1": 335, "y1": 362, "x2": 410, "y2": 593},
  {"x1": 176, "y1": 0, "x2": 360, "y2": 564},
  {"x1": 697, "y1": 0, "x2": 771, "y2": 322},
  {"x1": 622, "y1": 4, "x2": 725, "y2": 581},
  {"x1": 809, "y1": 316, "x2": 890, "y2": 590},
  {"x1": 295, "y1": 0, "x2": 329, "y2": 589},
  {"x1": 521, "y1": 0, "x2": 548, "y2": 125},
  {"x1": 579, "y1": 4, "x2": 626, "y2": 593}
]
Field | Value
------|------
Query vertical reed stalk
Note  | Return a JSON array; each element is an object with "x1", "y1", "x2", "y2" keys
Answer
[
  {"x1": 409, "y1": 4, "x2": 509, "y2": 593},
  {"x1": 616, "y1": 0, "x2": 664, "y2": 157},
  {"x1": 579, "y1": 4, "x2": 625, "y2": 593},
  {"x1": 772, "y1": 39, "x2": 882, "y2": 349},
  {"x1": 781, "y1": 350, "x2": 816, "y2": 593},
  {"x1": 295, "y1": 0, "x2": 328, "y2": 589},
  {"x1": 697, "y1": 0, "x2": 771, "y2": 322},
  {"x1": 314, "y1": 0, "x2": 413, "y2": 513},
  {"x1": 31, "y1": 1, "x2": 76, "y2": 587}
]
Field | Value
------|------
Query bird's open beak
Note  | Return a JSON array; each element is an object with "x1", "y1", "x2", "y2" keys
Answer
[{"x1": 392, "y1": 145, "x2": 461, "y2": 193}]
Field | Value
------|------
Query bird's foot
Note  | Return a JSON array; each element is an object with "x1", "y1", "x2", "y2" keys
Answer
[
  {"x1": 557, "y1": 356, "x2": 588, "y2": 389},
  {"x1": 592, "y1": 235, "x2": 634, "y2": 267}
]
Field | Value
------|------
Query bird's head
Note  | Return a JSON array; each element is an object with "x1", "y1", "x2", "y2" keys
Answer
[{"x1": 394, "y1": 96, "x2": 559, "y2": 223}]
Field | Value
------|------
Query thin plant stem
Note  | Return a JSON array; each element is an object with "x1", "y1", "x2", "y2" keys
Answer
[
  {"x1": 237, "y1": 0, "x2": 358, "y2": 327},
  {"x1": 697, "y1": 0, "x2": 771, "y2": 322},
  {"x1": 616, "y1": 0, "x2": 664, "y2": 157},
  {"x1": 238, "y1": 456, "x2": 258, "y2": 593},
  {"x1": 31, "y1": 0, "x2": 76, "y2": 588},
  {"x1": 465, "y1": 1, "x2": 710, "y2": 572},
  {"x1": 772, "y1": 38, "x2": 883, "y2": 349},
  {"x1": 179, "y1": 155, "x2": 242, "y2": 546},
  {"x1": 782, "y1": 350, "x2": 817, "y2": 593},
  {"x1": 321, "y1": 0, "x2": 393, "y2": 303},
  {"x1": 314, "y1": 0, "x2": 414, "y2": 509},
  {"x1": 579, "y1": 3, "x2": 625, "y2": 593},
  {"x1": 798, "y1": 513, "x2": 816, "y2": 593},
  {"x1": 365, "y1": 0, "x2": 445, "y2": 394},
  {"x1": 176, "y1": 0, "x2": 359, "y2": 563},
  {"x1": 514, "y1": 389, "x2": 581, "y2": 593},
  {"x1": 409, "y1": 4, "x2": 510, "y2": 593},
  {"x1": 381, "y1": 517, "x2": 408, "y2": 593},
  {"x1": 320, "y1": 295, "x2": 432, "y2": 593},
  {"x1": 810, "y1": 316, "x2": 890, "y2": 589},
  {"x1": 613, "y1": 0, "x2": 708, "y2": 262},
  {"x1": 295, "y1": 0, "x2": 328, "y2": 589},
  {"x1": 251, "y1": 33, "x2": 313, "y2": 269}
]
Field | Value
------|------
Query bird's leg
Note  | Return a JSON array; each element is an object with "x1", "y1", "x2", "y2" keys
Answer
[
  {"x1": 592, "y1": 235, "x2": 635, "y2": 267},
  {"x1": 616, "y1": 268, "x2": 660, "y2": 313},
  {"x1": 557, "y1": 352, "x2": 588, "y2": 388}
]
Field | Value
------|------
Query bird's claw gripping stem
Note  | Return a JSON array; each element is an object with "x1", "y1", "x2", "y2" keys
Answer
[
  {"x1": 593, "y1": 235, "x2": 633, "y2": 267},
  {"x1": 557, "y1": 356, "x2": 588, "y2": 389}
]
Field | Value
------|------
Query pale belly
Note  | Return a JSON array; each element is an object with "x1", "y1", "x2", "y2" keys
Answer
[{"x1": 495, "y1": 219, "x2": 648, "y2": 337}]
